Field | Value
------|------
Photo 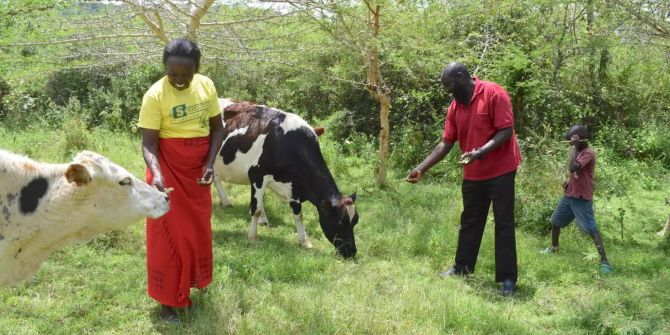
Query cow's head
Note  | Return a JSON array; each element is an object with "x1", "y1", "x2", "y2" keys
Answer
[
  {"x1": 65, "y1": 151, "x2": 169, "y2": 226},
  {"x1": 319, "y1": 194, "x2": 359, "y2": 259}
]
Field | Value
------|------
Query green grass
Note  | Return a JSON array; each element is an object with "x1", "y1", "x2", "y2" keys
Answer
[{"x1": 1, "y1": 126, "x2": 669, "y2": 334}]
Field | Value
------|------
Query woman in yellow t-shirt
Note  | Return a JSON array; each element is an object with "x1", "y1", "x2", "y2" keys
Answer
[{"x1": 138, "y1": 38, "x2": 224, "y2": 323}]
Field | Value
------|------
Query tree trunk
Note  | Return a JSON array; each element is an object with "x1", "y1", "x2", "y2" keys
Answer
[
  {"x1": 552, "y1": 3, "x2": 570, "y2": 86},
  {"x1": 585, "y1": 1, "x2": 603, "y2": 86},
  {"x1": 365, "y1": 2, "x2": 390, "y2": 187},
  {"x1": 186, "y1": 0, "x2": 215, "y2": 42},
  {"x1": 376, "y1": 94, "x2": 391, "y2": 186}
]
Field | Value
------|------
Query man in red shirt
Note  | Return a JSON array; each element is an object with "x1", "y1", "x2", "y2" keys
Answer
[
  {"x1": 406, "y1": 62, "x2": 521, "y2": 296},
  {"x1": 541, "y1": 125, "x2": 613, "y2": 274}
]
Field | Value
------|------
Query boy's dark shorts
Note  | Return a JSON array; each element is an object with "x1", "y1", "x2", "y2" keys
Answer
[{"x1": 550, "y1": 196, "x2": 598, "y2": 234}]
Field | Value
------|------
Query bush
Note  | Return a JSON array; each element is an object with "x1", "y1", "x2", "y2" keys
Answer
[
  {"x1": 0, "y1": 80, "x2": 52, "y2": 128},
  {"x1": 0, "y1": 63, "x2": 164, "y2": 131},
  {"x1": 514, "y1": 139, "x2": 565, "y2": 234},
  {"x1": 388, "y1": 119, "x2": 443, "y2": 173},
  {"x1": 633, "y1": 123, "x2": 670, "y2": 168},
  {"x1": 45, "y1": 67, "x2": 113, "y2": 106},
  {"x1": 60, "y1": 113, "x2": 92, "y2": 158}
]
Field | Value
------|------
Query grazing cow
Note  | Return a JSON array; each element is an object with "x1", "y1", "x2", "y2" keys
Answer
[
  {"x1": 0, "y1": 150, "x2": 170, "y2": 286},
  {"x1": 213, "y1": 98, "x2": 359, "y2": 258}
]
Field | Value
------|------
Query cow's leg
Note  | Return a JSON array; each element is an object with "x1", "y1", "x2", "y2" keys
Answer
[
  {"x1": 248, "y1": 176, "x2": 267, "y2": 241},
  {"x1": 657, "y1": 214, "x2": 670, "y2": 238},
  {"x1": 291, "y1": 200, "x2": 312, "y2": 248},
  {"x1": 258, "y1": 202, "x2": 269, "y2": 225},
  {"x1": 213, "y1": 176, "x2": 233, "y2": 208}
]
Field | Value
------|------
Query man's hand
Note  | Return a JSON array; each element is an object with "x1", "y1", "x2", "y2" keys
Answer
[
  {"x1": 459, "y1": 149, "x2": 482, "y2": 165},
  {"x1": 197, "y1": 166, "x2": 215, "y2": 186},
  {"x1": 406, "y1": 169, "x2": 423, "y2": 183}
]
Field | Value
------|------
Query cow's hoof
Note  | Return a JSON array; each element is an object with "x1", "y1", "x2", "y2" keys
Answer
[
  {"x1": 222, "y1": 203, "x2": 233, "y2": 208},
  {"x1": 248, "y1": 235, "x2": 259, "y2": 242},
  {"x1": 300, "y1": 241, "x2": 313, "y2": 249}
]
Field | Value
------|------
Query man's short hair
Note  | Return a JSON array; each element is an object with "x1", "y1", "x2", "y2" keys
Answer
[
  {"x1": 565, "y1": 125, "x2": 589, "y2": 140},
  {"x1": 440, "y1": 62, "x2": 470, "y2": 84}
]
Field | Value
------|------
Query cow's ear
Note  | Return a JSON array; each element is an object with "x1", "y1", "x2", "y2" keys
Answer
[
  {"x1": 321, "y1": 199, "x2": 333, "y2": 210},
  {"x1": 65, "y1": 163, "x2": 92, "y2": 186},
  {"x1": 350, "y1": 193, "x2": 357, "y2": 203},
  {"x1": 313, "y1": 127, "x2": 325, "y2": 137}
]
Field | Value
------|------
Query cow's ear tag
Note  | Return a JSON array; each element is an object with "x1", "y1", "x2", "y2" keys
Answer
[{"x1": 65, "y1": 164, "x2": 92, "y2": 186}]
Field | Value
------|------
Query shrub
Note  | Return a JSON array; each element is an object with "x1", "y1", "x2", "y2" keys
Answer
[
  {"x1": 60, "y1": 113, "x2": 92, "y2": 158},
  {"x1": 514, "y1": 138, "x2": 565, "y2": 234},
  {"x1": 633, "y1": 123, "x2": 670, "y2": 168},
  {"x1": 0, "y1": 81, "x2": 51, "y2": 128}
]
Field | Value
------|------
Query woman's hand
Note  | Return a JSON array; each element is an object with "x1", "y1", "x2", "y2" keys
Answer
[
  {"x1": 152, "y1": 172, "x2": 166, "y2": 191},
  {"x1": 197, "y1": 166, "x2": 215, "y2": 186}
]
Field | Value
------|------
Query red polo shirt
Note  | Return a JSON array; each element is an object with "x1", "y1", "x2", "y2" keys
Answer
[{"x1": 442, "y1": 78, "x2": 522, "y2": 181}]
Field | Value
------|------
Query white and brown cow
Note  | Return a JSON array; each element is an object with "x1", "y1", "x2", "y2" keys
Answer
[
  {"x1": 213, "y1": 99, "x2": 359, "y2": 258},
  {"x1": 0, "y1": 150, "x2": 169, "y2": 286}
]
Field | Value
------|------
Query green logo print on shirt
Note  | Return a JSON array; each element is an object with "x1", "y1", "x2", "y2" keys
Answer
[
  {"x1": 170, "y1": 101, "x2": 212, "y2": 127},
  {"x1": 172, "y1": 104, "x2": 187, "y2": 118}
]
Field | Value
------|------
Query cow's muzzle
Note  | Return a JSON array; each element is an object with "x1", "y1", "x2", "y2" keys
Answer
[{"x1": 334, "y1": 240, "x2": 357, "y2": 259}]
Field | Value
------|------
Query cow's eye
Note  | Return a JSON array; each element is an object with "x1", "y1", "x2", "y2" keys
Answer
[{"x1": 118, "y1": 177, "x2": 132, "y2": 186}]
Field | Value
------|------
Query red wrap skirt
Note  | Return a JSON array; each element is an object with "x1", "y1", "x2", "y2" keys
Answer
[{"x1": 146, "y1": 137, "x2": 213, "y2": 307}]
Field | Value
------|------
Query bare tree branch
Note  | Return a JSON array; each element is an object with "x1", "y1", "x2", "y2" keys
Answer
[
  {"x1": 200, "y1": 9, "x2": 308, "y2": 26},
  {"x1": 121, "y1": 1, "x2": 170, "y2": 43},
  {"x1": 613, "y1": 0, "x2": 670, "y2": 38},
  {"x1": 162, "y1": 0, "x2": 195, "y2": 18},
  {"x1": 0, "y1": 34, "x2": 158, "y2": 47}
]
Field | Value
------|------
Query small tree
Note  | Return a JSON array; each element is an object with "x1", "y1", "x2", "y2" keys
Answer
[{"x1": 284, "y1": 0, "x2": 393, "y2": 186}]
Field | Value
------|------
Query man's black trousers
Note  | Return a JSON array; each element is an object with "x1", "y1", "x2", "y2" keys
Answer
[{"x1": 453, "y1": 171, "x2": 518, "y2": 282}]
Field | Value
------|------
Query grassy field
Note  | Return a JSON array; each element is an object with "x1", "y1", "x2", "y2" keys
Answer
[{"x1": 1, "y1": 126, "x2": 669, "y2": 335}]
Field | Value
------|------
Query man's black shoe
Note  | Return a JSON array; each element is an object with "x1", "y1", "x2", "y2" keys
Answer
[
  {"x1": 500, "y1": 278, "x2": 516, "y2": 296},
  {"x1": 438, "y1": 266, "x2": 469, "y2": 278}
]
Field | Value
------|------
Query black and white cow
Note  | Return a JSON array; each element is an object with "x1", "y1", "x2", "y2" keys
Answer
[{"x1": 213, "y1": 99, "x2": 359, "y2": 258}]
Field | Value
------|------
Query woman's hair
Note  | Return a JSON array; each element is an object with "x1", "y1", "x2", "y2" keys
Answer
[{"x1": 163, "y1": 38, "x2": 201, "y2": 72}]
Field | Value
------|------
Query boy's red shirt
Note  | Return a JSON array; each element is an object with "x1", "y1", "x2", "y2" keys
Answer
[{"x1": 565, "y1": 147, "x2": 596, "y2": 200}]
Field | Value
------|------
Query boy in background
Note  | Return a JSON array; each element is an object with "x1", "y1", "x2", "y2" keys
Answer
[{"x1": 542, "y1": 125, "x2": 613, "y2": 274}]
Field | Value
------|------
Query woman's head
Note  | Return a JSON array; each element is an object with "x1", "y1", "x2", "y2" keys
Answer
[{"x1": 163, "y1": 38, "x2": 201, "y2": 90}]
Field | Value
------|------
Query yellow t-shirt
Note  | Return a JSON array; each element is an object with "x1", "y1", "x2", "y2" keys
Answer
[{"x1": 138, "y1": 74, "x2": 221, "y2": 138}]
